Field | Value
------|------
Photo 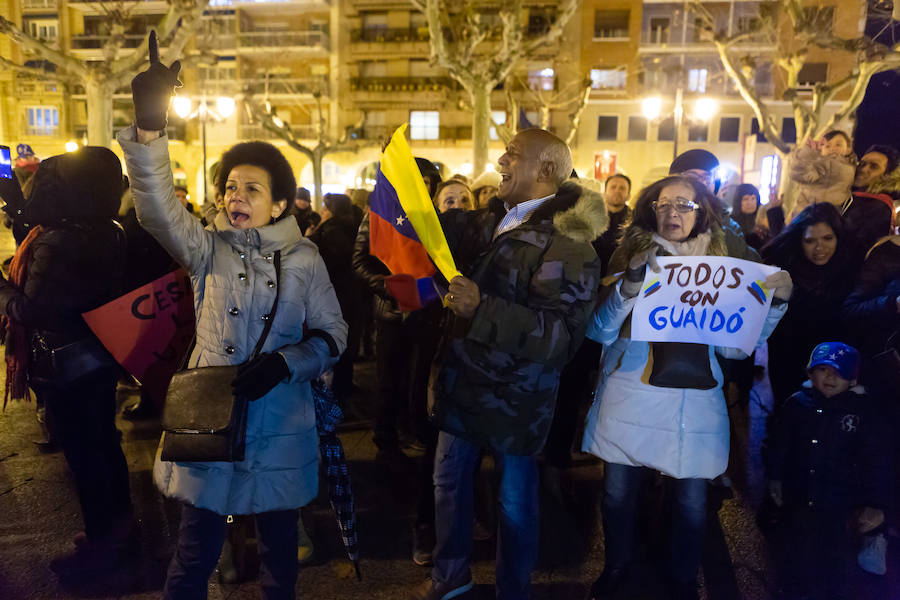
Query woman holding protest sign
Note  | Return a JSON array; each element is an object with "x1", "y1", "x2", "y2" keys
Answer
[
  {"x1": 760, "y1": 203, "x2": 861, "y2": 413},
  {"x1": 118, "y1": 33, "x2": 347, "y2": 599},
  {"x1": 581, "y1": 175, "x2": 792, "y2": 600}
]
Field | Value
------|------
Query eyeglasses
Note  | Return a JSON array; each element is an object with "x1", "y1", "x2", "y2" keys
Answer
[{"x1": 651, "y1": 199, "x2": 700, "y2": 214}]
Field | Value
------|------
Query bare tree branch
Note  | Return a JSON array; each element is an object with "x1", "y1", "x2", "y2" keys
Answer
[
  {"x1": 0, "y1": 16, "x2": 88, "y2": 78},
  {"x1": 0, "y1": 54, "x2": 77, "y2": 83}
]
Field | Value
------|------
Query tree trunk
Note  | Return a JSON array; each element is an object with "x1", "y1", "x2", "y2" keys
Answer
[
  {"x1": 539, "y1": 106, "x2": 550, "y2": 130},
  {"x1": 311, "y1": 146, "x2": 324, "y2": 210},
  {"x1": 86, "y1": 78, "x2": 114, "y2": 147},
  {"x1": 471, "y1": 83, "x2": 492, "y2": 177}
]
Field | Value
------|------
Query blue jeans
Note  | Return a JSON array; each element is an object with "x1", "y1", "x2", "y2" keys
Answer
[
  {"x1": 432, "y1": 431, "x2": 539, "y2": 600},
  {"x1": 602, "y1": 462, "x2": 707, "y2": 583}
]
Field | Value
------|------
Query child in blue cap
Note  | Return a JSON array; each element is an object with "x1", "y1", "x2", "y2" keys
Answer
[{"x1": 765, "y1": 342, "x2": 891, "y2": 598}]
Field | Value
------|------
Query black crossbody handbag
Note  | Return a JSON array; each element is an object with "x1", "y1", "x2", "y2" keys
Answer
[{"x1": 160, "y1": 251, "x2": 281, "y2": 463}]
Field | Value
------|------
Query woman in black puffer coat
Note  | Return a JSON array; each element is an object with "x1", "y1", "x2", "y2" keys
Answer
[
  {"x1": 761, "y1": 203, "x2": 862, "y2": 410},
  {"x1": 0, "y1": 147, "x2": 133, "y2": 568}
]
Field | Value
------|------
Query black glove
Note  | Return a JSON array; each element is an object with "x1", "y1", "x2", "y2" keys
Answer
[
  {"x1": 231, "y1": 352, "x2": 290, "y2": 401},
  {"x1": 131, "y1": 31, "x2": 182, "y2": 131}
]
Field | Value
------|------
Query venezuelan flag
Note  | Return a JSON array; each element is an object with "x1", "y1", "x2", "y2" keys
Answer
[{"x1": 369, "y1": 124, "x2": 461, "y2": 309}]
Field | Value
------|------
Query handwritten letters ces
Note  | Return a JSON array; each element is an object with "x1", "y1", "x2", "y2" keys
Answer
[{"x1": 631, "y1": 256, "x2": 779, "y2": 355}]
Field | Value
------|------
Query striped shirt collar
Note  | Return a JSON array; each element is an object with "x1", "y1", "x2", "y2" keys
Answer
[{"x1": 494, "y1": 193, "x2": 555, "y2": 239}]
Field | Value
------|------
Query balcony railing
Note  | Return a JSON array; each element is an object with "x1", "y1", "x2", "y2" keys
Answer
[
  {"x1": 23, "y1": 125, "x2": 60, "y2": 136},
  {"x1": 239, "y1": 124, "x2": 317, "y2": 141},
  {"x1": 361, "y1": 125, "x2": 471, "y2": 141},
  {"x1": 22, "y1": 0, "x2": 58, "y2": 10},
  {"x1": 238, "y1": 30, "x2": 329, "y2": 50},
  {"x1": 243, "y1": 77, "x2": 325, "y2": 96},
  {"x1": 350, "y1": 27, "x2": 429, "y2": 43},
  {"x1": 71, "y1": 34, "x2": 148, "y2": 49},
  {"x1": 349, "y1": 76, "x2": 457, "y2": 93}
]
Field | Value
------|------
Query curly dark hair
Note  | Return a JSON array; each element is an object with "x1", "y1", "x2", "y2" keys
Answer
[
  {"x1": 216, "y1": 141, "x2": 297, "y2": 210},
  {"x1": 629, "y1": 175, "x2": 721, "y2": 238},
  {"x1": 760, "y1": 202, "x2": 849, "y2": 268}
]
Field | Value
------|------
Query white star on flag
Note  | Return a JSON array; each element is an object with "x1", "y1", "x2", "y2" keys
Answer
[
  {"x1": 838, "y1": 349, "x2": 845, "y2": 355},
  {"x1": 829, "y1": 353, "x2": 837, "y2": 360},
  {"x1": 396, "y1": 215, "x2": 406, "y2": 226}
]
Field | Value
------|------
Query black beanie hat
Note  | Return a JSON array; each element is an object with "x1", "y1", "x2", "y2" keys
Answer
[
  {"x1": 669, "y1": 149, "x2": 719, "y2": 175},
  {"x1": 415, "y1": 157, "x2": 441, "y2": 197}
]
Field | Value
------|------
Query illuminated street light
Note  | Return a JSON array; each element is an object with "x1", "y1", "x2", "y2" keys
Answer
[
  {"x1": 172, "y1": 96, "x2": 192, "y2": 119},
  {"x1": 175, "y1": 95, "x2": 237, "y2": 204},
  {"x1": 65, "y1": 141, "x2": 78, "y2": 152},
  {"x1": 642, "y1": 97, "x2": 662, "y2": 121},
  {"x1": 216, "y1": 97, "x2": 235, "y2": 119},
  {"x1": 693, "y1": 97, "x2": 719, "y2": 122}
]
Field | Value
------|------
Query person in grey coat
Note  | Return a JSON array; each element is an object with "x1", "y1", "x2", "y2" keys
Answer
[{"x1": 120, "y1": 34, "x2": 347, "y2": 600}]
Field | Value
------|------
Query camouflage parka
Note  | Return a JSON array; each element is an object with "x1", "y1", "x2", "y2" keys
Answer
[{"x1": 430, "y1": 179, "x2": 607, "y2": 455}]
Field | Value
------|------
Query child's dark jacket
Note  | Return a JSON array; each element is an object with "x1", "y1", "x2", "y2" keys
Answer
[{"x1": 765, "y1": 384, "x2": 891, "y2": 512}]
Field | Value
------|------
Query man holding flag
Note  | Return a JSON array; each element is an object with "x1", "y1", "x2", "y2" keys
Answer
[{"x1": 412, "y1": 128, "x2": 608, "y2": 600}]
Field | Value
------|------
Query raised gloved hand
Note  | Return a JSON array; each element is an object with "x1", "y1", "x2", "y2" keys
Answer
[
  {"x1": 231, "y1": 352, "x2": 290, "y2": 401},
  {"x1": 131, "y1": 31, "x2": 182, "y2": 131}
]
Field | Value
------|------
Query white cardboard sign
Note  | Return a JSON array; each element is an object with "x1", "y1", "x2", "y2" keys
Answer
[{"x1": 631, "y1": 256, "x2": 780, "y2": 355}]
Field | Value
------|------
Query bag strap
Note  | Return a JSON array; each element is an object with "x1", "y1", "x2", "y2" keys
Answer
[{"x1": 249, "y1": 250, "x2": 281, "y2": 360}]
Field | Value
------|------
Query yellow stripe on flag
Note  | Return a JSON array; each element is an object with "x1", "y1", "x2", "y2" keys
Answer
[{"x1": 381, "y1": 124, "x2": 461, "y2": 283}]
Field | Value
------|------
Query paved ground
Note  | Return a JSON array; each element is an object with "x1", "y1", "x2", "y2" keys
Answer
[{"x1": 0, "y1": 226, "x2": 897, "y2": 599}]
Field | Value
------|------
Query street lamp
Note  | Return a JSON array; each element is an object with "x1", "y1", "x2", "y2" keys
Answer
[
  {"x1": 641, "y1": 93, "x2": 719, "y2": 160},
  {"x1": 172, "y1": 94, "x2": 236, "y2": 205}
]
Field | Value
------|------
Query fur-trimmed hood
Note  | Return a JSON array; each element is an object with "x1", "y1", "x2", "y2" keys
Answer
[
  {"x1": 868, "y1": 165, "x2": 900, "y2": 198},
  {"x1": 523, "y1": 177, "x2": 609, "y2": 243}
]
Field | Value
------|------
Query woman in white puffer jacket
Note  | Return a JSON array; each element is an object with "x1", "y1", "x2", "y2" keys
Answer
[{"x1": 583, "y1": 175, "x2": 792, "y2": 600}]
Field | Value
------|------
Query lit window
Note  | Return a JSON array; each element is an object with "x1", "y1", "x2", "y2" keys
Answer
[
  {"x1": 490, "y1": 110, "x2": 506, "y2": 141},
  {"x1": 25, "y1": 106, "x2": 59, "y2": 136},
  {"x1": 410, "y1": 111, "x2": 439, "y2": 140},
  {"x1": 594, "y1": 10, "x2": 629, "y2": 39},
  {"x1": 688, "y1": 69, "x2": 708, "y2": 93},
  {"x1": 590, "y1": 68, "x2": 626, "y2": 91},
  {"x1": 528, "y1": 68, "x2": 555, "y2": 91}
]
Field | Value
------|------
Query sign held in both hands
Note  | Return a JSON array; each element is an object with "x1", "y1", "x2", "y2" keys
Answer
[{"x1": 631, "y1": 256, "x2": 780, "y2": 355}]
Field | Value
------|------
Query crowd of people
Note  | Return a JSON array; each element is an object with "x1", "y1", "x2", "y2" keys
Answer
[{"x1": 0, "y1": 36, "x2": 898, "y2": 600}]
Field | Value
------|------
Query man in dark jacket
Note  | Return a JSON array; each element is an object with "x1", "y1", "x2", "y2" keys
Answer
[
  {"x1": 543, "y1": 174, "x2": 620, "y2": 495},
  {"x1": 352, "y1": 157, "x2": 443, "y2": 566},
  {"x1": 411, "y1": 129, "x2": 606, "y2": 600},
  {"x1": 309, "y1": 193, "x2": 362, "y2": 399},
  {"x1": 670, "y1": 148, "x2": 759, "y2": 261},
  {"x1": 842, "y1": 145, "x2": 898, "y2": 253}
]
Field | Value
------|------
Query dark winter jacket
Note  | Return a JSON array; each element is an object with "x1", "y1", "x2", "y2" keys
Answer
[
  {"x1": 120, "y1": 207, "x2": 178, "y2": 293},
  {"x1": 0, "y1": 147, "x2": 125, "y2": 347},
  {"x1": 765, "y1": 384, "x2": 891, "y2": 512},
  {"x1": 764, "y1": 247, "x2": 861, "y2": 406},
  {"x1": 841, "y1": 192, "x2": 893, "y2": 254},
  {"x1": 352, "y1": 212, "x2": 402, "y2": 322},
  {"x1": 429, "y1": 180, "x2": 607, "y2": 455},
  {"x1": 593, "y1": 206, "x2": 630, "y2": 277},
  {"x1": 843, "y1": 238, "x2": 900, "y2": 360},
  {"x1": 309, "y1": 211, "x2": 362, "y2": 321}
]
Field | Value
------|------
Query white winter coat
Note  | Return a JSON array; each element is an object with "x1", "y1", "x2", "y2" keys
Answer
[
  {"x1": 581, "y1": 235, "x2": 787, "y2": 480},
  {"x1": 118, "y1": 127, "x2": 347, "y2": 515}
]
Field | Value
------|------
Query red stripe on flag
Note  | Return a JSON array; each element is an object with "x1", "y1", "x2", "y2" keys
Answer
[{"x1": 370, "y1": 211, "x2": 436, "y2": 278}]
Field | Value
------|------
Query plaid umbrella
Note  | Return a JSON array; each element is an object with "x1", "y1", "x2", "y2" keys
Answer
[{"x1": 312, "y1": 378, "x2": 361, "y2": 580}]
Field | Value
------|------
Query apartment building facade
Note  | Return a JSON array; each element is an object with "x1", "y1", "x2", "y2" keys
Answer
[{"x1": 0, "y1": 0, "x2": 867, "y2": 202}]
